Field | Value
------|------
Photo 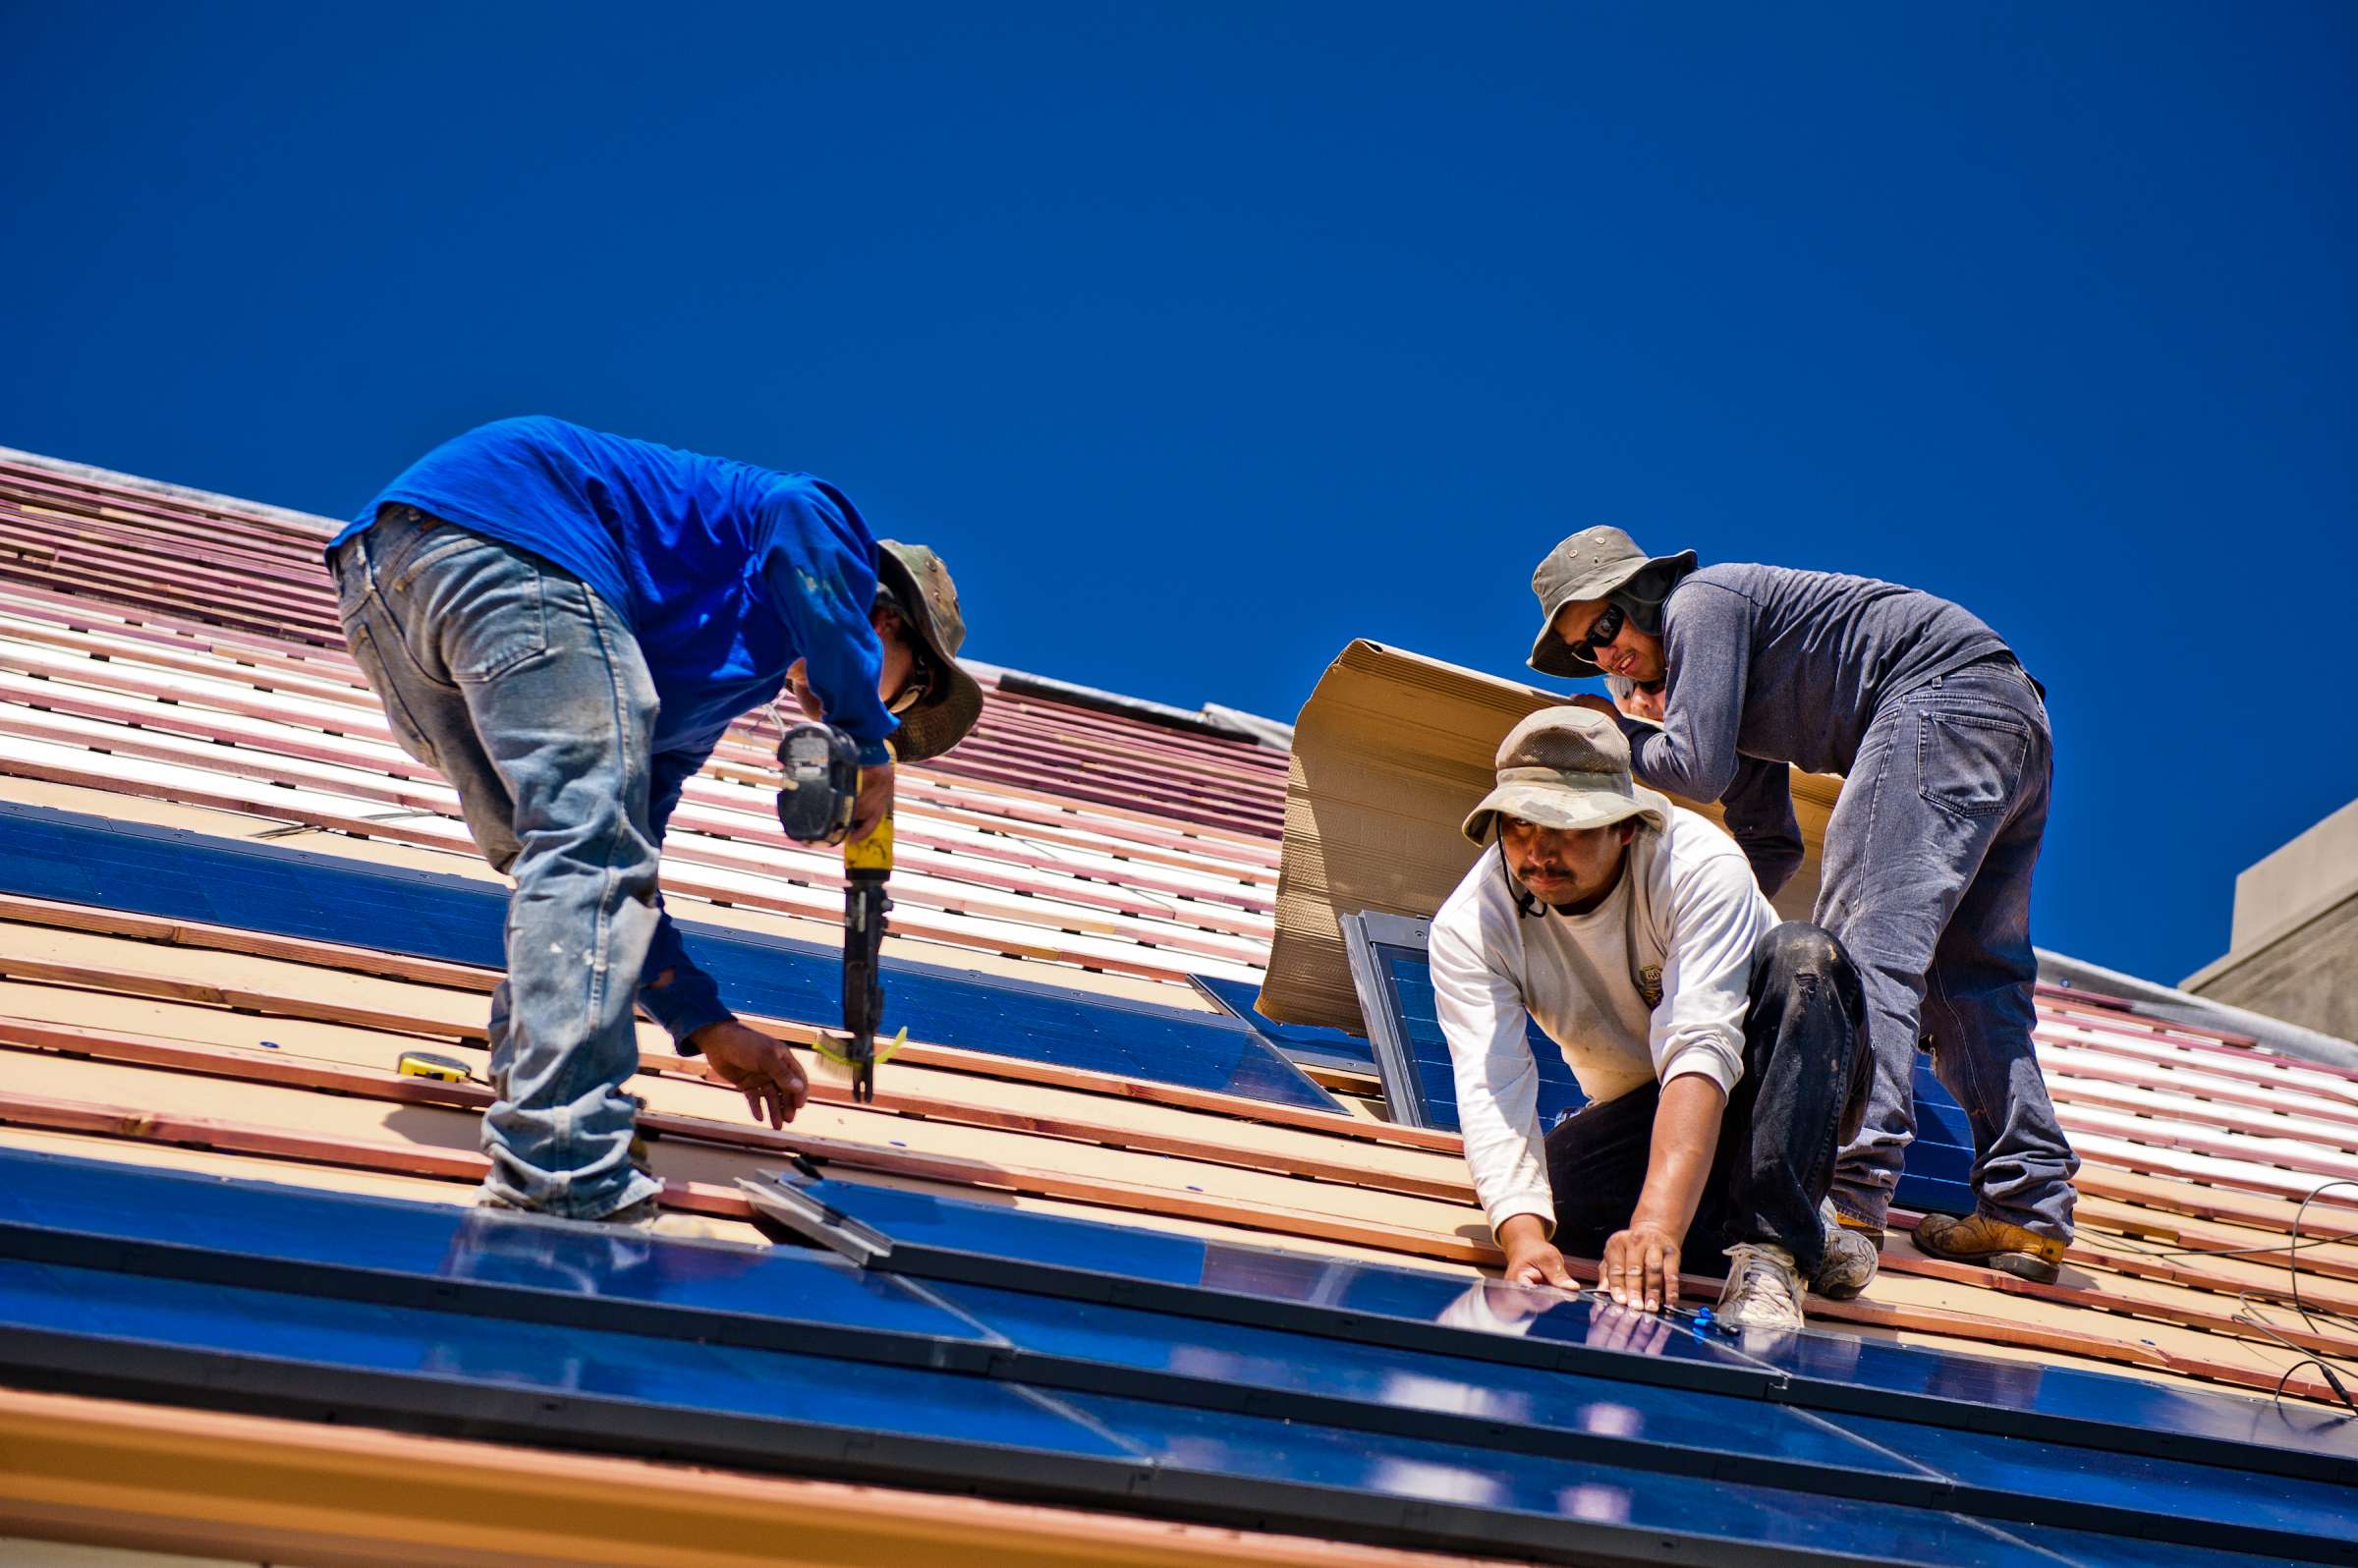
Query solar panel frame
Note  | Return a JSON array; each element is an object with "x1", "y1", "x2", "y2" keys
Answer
[{"x1": 1344, "y1": 911, "x2": 1593, "y2": 1133}]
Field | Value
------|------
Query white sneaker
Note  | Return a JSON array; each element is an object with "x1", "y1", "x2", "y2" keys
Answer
[{"x1": 1717, "y1": 1242, "x2": 1805, "y2": 1330}]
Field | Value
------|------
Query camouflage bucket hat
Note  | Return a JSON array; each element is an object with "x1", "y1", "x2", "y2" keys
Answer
[
  {"x1": 1527, "y1": 526, "x2": 1697, "y2": 678},
  {"x1": 1461, "y1": 706, "x2": 1672, "y2": 844},
  {"x1": 875, "y1": 540, "x2": 984, "y2": 762}
]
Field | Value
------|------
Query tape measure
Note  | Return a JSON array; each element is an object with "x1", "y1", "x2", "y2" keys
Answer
[{"x1": 397, "y1": 1051, "x2": 474, "y2": 1083}]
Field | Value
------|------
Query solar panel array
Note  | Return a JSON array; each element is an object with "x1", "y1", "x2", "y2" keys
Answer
[{"x1": 5, "y1": 1147, "x2": 2348, "y2": 1567}]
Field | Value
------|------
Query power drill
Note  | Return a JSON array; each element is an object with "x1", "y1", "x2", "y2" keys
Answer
[{"x1": 774, "y1": 721, "x2": 898, "y2": 1102}]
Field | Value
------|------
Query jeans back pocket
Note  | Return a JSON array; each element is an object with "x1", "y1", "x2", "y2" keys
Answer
[{"x1": 1917, "y1": 709, "x2": 2030, "y2": 818}]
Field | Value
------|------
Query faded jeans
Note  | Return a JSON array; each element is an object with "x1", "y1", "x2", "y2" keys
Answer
[
  {"x1": 1816, "y1": 658, "x2": 2079, "y2": 1241},
  {"x1": 331, "y1": 507, "x2": 665, "y2": 1219},
  {"x1": 1545, "y1": 923, "x2": 1872, "y2": 1277}
]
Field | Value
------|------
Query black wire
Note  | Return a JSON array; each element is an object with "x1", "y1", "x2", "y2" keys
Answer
[
  {"x1": 2274, "y1": 1357, "x2": 2357, "y2": 1415},
  {"x1": 2288, "y1": 1180, "x2": 2358, "y2": 1338},
  {"x1": 1495, "y1": 820, "x2": 1543, "y2": 921}
]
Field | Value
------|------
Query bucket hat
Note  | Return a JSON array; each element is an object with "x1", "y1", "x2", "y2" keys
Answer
[
  {"x1": 1527, "y1": 527, "x2": 1697, "y2": 678},
  {"x1": 874, "y1": 540, "x2": 984, "y2": 761},
  {"x1": 1461, "y1": 706, "x2": 1672, "y2": 844}
]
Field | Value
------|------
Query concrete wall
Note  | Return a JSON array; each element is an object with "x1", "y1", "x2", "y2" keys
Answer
[{"x1": 2184, "y1": 797, "x2": 2358, "y2": 1042}]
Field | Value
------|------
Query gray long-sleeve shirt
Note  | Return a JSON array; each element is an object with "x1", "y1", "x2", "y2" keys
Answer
[{"x1": 1632, "y1": 563, "x2": 2012, "y2": 828}]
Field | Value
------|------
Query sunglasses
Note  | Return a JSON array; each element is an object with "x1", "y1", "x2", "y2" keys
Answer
[{"x1": 1571, "y1": 601, "x2": 1625, "y2": 661}]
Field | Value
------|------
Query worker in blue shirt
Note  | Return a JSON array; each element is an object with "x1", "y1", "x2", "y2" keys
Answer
[{"x1": 325, "y1": 417, "x2": 983, "y2": 1223}]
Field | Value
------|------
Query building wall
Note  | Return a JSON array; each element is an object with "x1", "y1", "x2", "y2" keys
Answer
[{"x1": 2184, "y1": 797, "x2": 2358, "y2": 1042}]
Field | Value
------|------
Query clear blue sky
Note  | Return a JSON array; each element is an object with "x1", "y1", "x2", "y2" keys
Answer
[{"x1": 3, "y1": 4, "x2": 2350, "y2": 989}]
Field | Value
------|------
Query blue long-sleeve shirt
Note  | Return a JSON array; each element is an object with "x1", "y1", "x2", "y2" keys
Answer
[{"x1": 333, "y1": 416, "x2": 899, "y2": 1052}]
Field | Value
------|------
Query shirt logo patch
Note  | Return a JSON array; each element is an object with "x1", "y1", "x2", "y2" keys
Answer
[{"x1": 1638, "y1": 963, "x2": 1664, "y2": 1009}]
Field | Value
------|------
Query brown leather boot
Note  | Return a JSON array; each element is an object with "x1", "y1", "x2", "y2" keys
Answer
[{"x1": 1911, "y1": 1211, "x2": 2065, "y2": 1284}]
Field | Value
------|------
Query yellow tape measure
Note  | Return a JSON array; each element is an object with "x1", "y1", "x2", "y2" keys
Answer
[{"x1": 396, "y1": 1051, "x2": 474, "y2": 1083}]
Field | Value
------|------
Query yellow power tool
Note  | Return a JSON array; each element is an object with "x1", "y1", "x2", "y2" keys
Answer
[{"x1": 775, "y1": 721, "x2": 904, "y2": 1102}]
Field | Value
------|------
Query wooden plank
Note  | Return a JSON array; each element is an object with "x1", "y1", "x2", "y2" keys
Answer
[
  {"x1": 0, "y1": 746, "x2": 1270, "y2": 983},
  {"x1": 0, "y1": 1065, "x2": 1488, "y2": 1265},
  {"x1": 0, "y1": 1001, "x2": 1478, "y2": 1206},
  {"x1": 0, "y1": 1018, "x2": 1476, "y2": 1237},
  {"x1": 0, "y1": 696, "x2": 1276, "y2": 941},
  {"x1": 0, "y1": 891, "x2": 1448, "y2": 1150}
]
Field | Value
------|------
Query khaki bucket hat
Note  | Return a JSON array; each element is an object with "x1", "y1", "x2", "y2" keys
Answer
[
  {"x1": 1527, "y1": 526, "x2": 1697, "y2": 678},
  {"x1": 875, "y1": 540, "x2": 984, "y2": 762},
  {"x1": 1461, "y1": 706, "x2": 1672, "y2": 844}
]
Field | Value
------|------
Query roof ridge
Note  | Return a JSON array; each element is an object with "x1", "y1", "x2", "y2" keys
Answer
[{"x1": 0, "y1": 443, "x2": 340, "y2": 536}]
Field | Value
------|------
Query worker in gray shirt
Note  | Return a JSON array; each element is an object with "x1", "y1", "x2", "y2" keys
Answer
[
  {"x1": 1526, "y1": 528, "x2": 2079, "y2": 1283},
  {"x1": 1608, "y1": 672, "x2": 1805, "y2": 899}
]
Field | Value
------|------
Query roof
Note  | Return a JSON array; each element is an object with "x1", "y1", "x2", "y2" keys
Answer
[{"x1": 0, "y1": 443, "x2": 2353, "y2": 1567}]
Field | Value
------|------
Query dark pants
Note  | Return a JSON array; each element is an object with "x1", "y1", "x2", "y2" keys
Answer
[{"x1": 1544, "y1": 923, "x2": 1871, "y2": 1276}]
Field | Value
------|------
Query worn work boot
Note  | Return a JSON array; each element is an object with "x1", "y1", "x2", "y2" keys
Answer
[
  {"x1": 1811, "y1": 1199, "x2": 1881, "y2": 1301},
  {"x1": 1716, "y1": 1243, "x2": 1806, "y2": 1330},
  {"x1": 1912, "y1": 1210, "x2": 2065, "y2": 1284}
]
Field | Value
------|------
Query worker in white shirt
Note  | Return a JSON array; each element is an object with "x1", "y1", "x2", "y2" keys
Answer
[{"x1": 1430, "y1": 707, "x2": 1874, "y2": 1328}]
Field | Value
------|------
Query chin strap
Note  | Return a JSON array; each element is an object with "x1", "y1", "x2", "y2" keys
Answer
[{"x1": 1496, "y1": 820, "x2": 1544, "y2": 921}]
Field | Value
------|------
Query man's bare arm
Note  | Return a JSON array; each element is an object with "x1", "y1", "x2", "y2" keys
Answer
[{"x1": 1600, "y1": 1075, "x2": 1728, "y2": 1312}]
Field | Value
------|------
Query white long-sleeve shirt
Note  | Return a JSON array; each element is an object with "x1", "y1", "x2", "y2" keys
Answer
[{"x1": 1428, "y1": 806, "x2": 1777, "y2": 1239}]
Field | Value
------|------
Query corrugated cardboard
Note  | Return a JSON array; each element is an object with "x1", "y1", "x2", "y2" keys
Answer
[{"x1": 1260, "y1": 640, "x2": 1835, "y2": 1032}]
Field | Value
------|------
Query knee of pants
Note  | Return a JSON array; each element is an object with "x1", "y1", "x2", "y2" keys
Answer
[{"x1": 1754, "y1": 922, "x2": 1847, "y2": 987}]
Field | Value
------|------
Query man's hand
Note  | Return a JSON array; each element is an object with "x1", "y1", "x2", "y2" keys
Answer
[
  {"x1": 849, "y1": 762, "x2": 895, "y2": 845},
  {"x1": 1568, "y1": 693, "x2": 1621, "y2": 722},
  {"x1": 1600, "y1": 1220, "x2": 1683, "y2": 1313},
  {"x1": 690, "y1": 1019, "x2": 810, "y2": 1129},
  {"x1": 1498, "y1": 1213, "x2": 1577, "y2": 1289}
]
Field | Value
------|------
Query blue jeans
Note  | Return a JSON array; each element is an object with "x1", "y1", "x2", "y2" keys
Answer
[
  {"x1": 331, "y1": 507, "x2": 665, "y2": 1219},
  {"x1": 1815, "y1": 659, "x2": 2079, "y2": 1241}
]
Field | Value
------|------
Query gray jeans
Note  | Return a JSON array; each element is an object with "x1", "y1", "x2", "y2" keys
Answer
[
  {"x1": 331, "y1": 507, "x2": 666, "y2": 1220},
  {"x1": 1815, "y1": 659, "x2": 2079, "y2": 1241}
]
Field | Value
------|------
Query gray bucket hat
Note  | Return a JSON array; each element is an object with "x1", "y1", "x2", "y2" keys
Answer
[
  {"x1": 1461, "y1": 706, "x2": 1672, "y2": 844},
  {"x1": 875, "y1": 540, "x2": 984, "y2": 762},
  {"x1": 1527, "y1": 526, "x2": 1697, "y2": 678}
]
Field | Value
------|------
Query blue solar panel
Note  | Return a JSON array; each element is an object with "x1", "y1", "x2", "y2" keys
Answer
[
  {"x1": 1058, "y1": 1392, "x2": 2052, "y2": 1568},
  {"x1": 1720, "y1": 1306, "x2": 2358, "y2": 1486},
  {"x1": 759, "y1": 1176, "x2": 1796, "y2": 1393},
  {"x1": 0, "y1": 1147, "x2": 997, "y2": 1365},
  {"x1": 0, "y1": 802, "x2": 1338, "y2": 1111},
  {"x1": 1367, "y1": 940, "x2": 1587, "y2": 1134},
  {"x1": 1898, "y1": 1061, "x2": 1980, "y2": 1214},
  {"x1": 0, "y1": 1257, "x2": 1127, "y2": 1462},
  {"x1": 1191, "y1": 974, "x2": 1376, "y2": 1073},
  {"x1": 932, "y1": 1279, "x2": 1935, "y2": 1494},
  {"x1": 764, "y1": 1174, "x2": 2358, "y2": 1488},
  {"x1": 1834, "y1": 1409, "x2": 2358, "y2": 1561}
]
